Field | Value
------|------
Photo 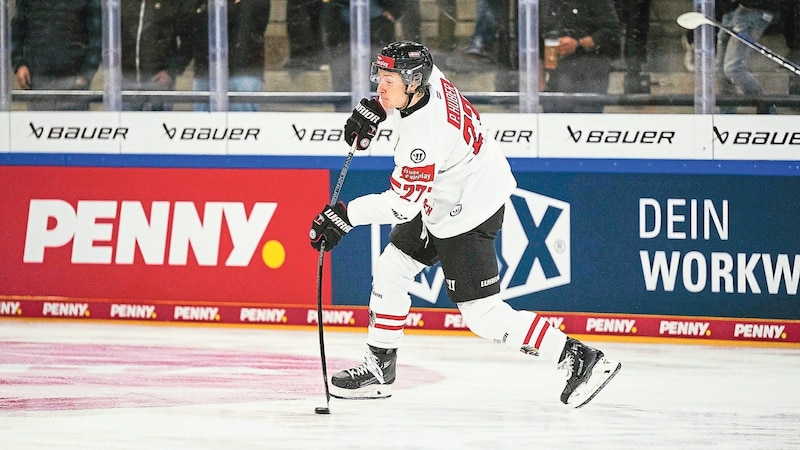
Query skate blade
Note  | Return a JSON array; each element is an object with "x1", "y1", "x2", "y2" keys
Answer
[
  {"x1": 566, "y1": 358, "x2": 621, "y2": 408},
  {"x1": 330, "y1": 383, "x2": 393, "y2": 400}
]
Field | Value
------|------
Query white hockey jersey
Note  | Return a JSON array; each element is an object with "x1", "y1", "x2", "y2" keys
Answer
[{"x1": 347, "y1": 66, "x2": 517, "y2": 239}]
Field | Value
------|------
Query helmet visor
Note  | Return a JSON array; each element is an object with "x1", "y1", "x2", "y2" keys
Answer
[{"x1": 370, "y1": 62, "x2": 424, "y2": 87}]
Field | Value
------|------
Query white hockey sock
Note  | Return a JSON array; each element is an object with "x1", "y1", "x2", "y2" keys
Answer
[
  {"x1": 366, "y1": 244, "x2": 427, "y2": 349},
  {"x1": 457, "y1": 295, "x2": 567, "y2": 364}
]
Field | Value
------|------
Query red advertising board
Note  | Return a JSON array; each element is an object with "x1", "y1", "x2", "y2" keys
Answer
[{"x1": 0, "y1": 166, "x2": 330, "y2": 307}]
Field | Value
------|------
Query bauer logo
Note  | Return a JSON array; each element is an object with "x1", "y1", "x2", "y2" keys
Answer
[
  {"x1": 566, "y1": 125, "x2": 676, "y2": 145},
  {"x1": 29, "y1": 122, "x2": 129, "y2": 140},
  {"x1": 385, "y1": 188, "x2": 571, "y2": 304},
  {"x1": 537, "y1": 114, "x2": 703, "y2": 159},
  {"x1": 162, "y1": 123, "x2": 259, "y2": 141},
  {"x1": 710, "y1": 116, "x2": 800, "y2": 160},
  {"x1": 290, "y1": 123, "x2": 393, "y2": 143},
  {"x1": 712, "y1": 126, "x2": 800, "y2": 146}
]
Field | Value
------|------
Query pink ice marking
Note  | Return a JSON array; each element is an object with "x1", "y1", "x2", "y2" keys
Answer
[{"x1": 0, "y1": 342, "x2": 442, "y2": 411}]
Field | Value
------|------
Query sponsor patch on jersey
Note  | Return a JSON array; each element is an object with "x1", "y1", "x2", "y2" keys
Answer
[{"x1": 400, "y1": 164, "x2": 435, "y2": 182}]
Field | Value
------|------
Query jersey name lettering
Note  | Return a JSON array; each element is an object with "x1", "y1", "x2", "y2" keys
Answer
[{"x1": 441, "y1": 79, "x2": 462, "y2": 129}]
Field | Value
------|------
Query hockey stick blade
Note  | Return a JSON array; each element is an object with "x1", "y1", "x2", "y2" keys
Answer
[
  {"x1": 676, "y1": 12, "x2": 714, "y2": 30},
  {"x1": 315, "y1": 139, "x2": 359, "y2": 408}
]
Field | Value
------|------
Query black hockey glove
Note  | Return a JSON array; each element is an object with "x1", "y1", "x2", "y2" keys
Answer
[
  {"x1": 310, "y1": 202, "x2": 354, "y2": 252},
  {"x1": 344, "y1": 98, "x2": 387, "y2": 150}
]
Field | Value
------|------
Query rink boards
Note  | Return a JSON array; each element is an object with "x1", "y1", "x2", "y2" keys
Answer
[{"x1": 0, "y1": 112, "x2": 798, "y2": 346}]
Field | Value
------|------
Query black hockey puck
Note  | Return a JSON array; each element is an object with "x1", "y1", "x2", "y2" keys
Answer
[{"x1": 315, "y1": 407, "x2": 330, "y2": 415}]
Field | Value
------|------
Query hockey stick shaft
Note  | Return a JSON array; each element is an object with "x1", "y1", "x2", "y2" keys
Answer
[
  {"x1": 678, "y1": 12, "x2": 800, "y2": 76},
  {"x1": 329, "y1": 142, "x2": 357, "y2": 206},
  {"x1": 718, "y1": 26, "x2": 800, "y2": 76},
  {"x1": 315, "y1": 140, "x2": 358, "y2": 405}
]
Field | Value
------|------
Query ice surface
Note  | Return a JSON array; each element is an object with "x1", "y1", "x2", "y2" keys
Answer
[{"x1": 1, "y1": 321, "x2": 799, "y2": 449}]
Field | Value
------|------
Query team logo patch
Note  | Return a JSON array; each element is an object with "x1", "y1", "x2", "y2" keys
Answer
[{"x1": 410, "y1": 148, "x2": 426, "y2": 163}]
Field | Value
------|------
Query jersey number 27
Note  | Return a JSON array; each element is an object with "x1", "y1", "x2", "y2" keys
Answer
[{"x1": 461, "y1": 96, "x2": 484, "y2": 155}]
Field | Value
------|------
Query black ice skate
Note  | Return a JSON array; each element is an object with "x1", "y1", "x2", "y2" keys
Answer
[
  {"x1": 558, "y1": 338, "x2": 621, "y2": 408},
  {"x1": 330, "y1": 345, "x2": 397, "y2": 399}
]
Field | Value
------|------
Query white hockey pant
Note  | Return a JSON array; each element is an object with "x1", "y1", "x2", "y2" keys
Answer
[{"x1": 367, "y1": 244, "x2": 427, "y2": 349}]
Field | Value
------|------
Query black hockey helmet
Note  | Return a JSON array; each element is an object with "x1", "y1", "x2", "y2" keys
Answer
[{"x1": 370, "y1": 41, "x2": 434, "y2": 91}]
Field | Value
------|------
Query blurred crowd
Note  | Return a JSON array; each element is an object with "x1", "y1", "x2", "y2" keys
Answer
[{"x1": 9, "y1": 0, "x2": 800, "y2": 113}]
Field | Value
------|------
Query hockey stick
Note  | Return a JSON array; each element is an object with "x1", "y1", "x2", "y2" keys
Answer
[
  {"x1": 314, "y1": 139, "x2": 358, "y2": 415},
  {"x1": 677, "y1": 12, "x2": 800, "y2": 76}
]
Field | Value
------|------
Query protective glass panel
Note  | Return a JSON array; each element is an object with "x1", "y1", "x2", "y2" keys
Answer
[{"x1": 4, "y1": 0, "x2": 800, "y2": 113}]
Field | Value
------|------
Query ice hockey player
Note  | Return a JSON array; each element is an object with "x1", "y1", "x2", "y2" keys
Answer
[{"x1": 309, "y1": 41, "x2": 621, "y2": 407}]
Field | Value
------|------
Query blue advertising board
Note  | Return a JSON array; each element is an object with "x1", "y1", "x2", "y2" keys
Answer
[{"x1": 332, "y1": 169, "x2": 799, "y2": 320}]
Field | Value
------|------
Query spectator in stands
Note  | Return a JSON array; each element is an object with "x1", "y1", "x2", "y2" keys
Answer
[
  {"x1": 120, "y1": 0, "x2": 190, "y2": 111},
  {"x1": 285, "y1": 0, "x2": 417, "y2": 72},
  {"x1": 284, "y1": 0, "x2": 324, "y2": 70},
  {"x1": 11, "y1": 0, "x2": 101, "y2": 110},
  {"x1": 716, "y1": 1, "x2": 784, "y2": 114},
  {"x1": 184, "y1": 0, "x2": 271, "y2": 111},
  {"x1": 322, "y1": 0, "x2": 401, "y2": 109},
  {"x1": 322, "y1": 0, "x2": 400, "y2": 50},
  {"x1": 539, "y1": 0, "x2": 622, "y2": 113},
  {"x1": 613, "y1": 0, "x2": 651, "y2": 94},
  {"x1": 465, "y1": 0, "x2": 498, "y2": 61},
  {"x1": 397, "y1": 0, "x2": 422, "y2": 42}
]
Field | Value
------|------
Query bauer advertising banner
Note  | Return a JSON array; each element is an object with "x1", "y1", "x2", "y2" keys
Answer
[
  {"x1": 7, "y1": 112, "x2": 800, "y2": 159},
  {"x1": 0, "y1": 166, "x2": 331, "y2": 319},
  {"x1": 331, "y1": 171, "x2": 800, "y2": 322}
]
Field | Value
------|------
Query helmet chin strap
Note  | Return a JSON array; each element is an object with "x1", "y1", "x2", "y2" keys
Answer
[
  {"x1": 399, "y1": 84, "x2": 418, "y2": 111},
  {"x1": 400, "y1": 93, "x2": 414, "y2": 110}
]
